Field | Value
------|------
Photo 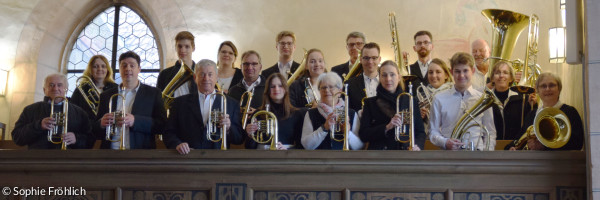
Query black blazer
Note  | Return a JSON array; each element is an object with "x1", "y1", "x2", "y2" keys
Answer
[
  {"x1": 492, "y1": 94, "x2": 532, "y2": 140},
  {"x1": 163, "y1": 92, "x2": 244, "y2": 149},
  {"x1": 227, "y1": 68, "x2": 244, "y2": 92},
  {"x1": 260, "y1": 61, "x2": 300, "y2": 80},
  {"x1": 227, "y1": 76, "x2": 266, "y2": 110},
  {"x1": 70, "y1": 82, "x2": 118, "y2": 120},
  {"x1": 93, "y1": 83, "x2": 167, "y2": 149},
  {"x1": 408, "y1": 61, "x2": 428, "y2": 95},
  {"x1": 359, "y1": 95, "x2": 426, "y2": 150},
  {"x1": 156, "y1": 61, "x2": 197, "y2": 93},
  {"x1": 245, "y1": 106, "x2": 308, "y2": 149},
  {"x1": 331, "y1": 62, "x2": 350, "y2": 80},
  {"x1": 345, "y1": 74, "x2": 366, "y2": 111}
]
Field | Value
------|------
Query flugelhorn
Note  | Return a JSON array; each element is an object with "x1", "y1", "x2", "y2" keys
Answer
[
  {"x1": 304, "y1": 77, "x2": 319, "y2": 107},
  {"x1": 48, "y1": 96, "x2": 68, "y2": 150},
  {"x1": 240, "y1": 88, "x2": 254, "y2": 129},
  {"x1": 513, "y1": 107, "x2": 571, "y2": 150},
  {"x1": 249, "y1": 104, "x2": 279, "y2": 150},
  {"x1": 162, "y1": 60, "x2": 193, "y2": 110},
  {"x1": 287, "y1": 49, "x2": 308, "y2": 86},
  {"x1": 207, "y1": 91, "x2": 228, "y2": 150},
  {"x1": 395, "y1": 93, "x2": 414, "y2": 150},
  {"x1": 106, "y1": 92, "x2": 126, "y2": 150},
  {"x1": 330, "y1": 84, "x2": 350, "y2": 151},
  {"x1": 75, "y1": 75, "x2": 101, "y2": 115}
]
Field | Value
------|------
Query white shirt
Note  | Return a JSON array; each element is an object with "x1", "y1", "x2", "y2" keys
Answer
[
  {"x1": 472, "y1": 66, "x2": 487, "y2": 92},
  {"x1": 112, "y1": 81, "x2": 140, "y2": 150},
  {"x1": 217, "y1": 76, "x2": 234, "y2": 92},
  {"x1": 278, "y1": 60, "x2": 294, "y2": 79},
  {"x1": 242, "y1": 76, "x2": 262, "y2": 92},
  {"x1": 198, "y1": 90, "x2": 217, "y2": 125},
  {"x1": 301, "y1": 102, "x2": 364, "y2": 150},
  {"x1": 429, "y1": 85, "x2": 496, "y2": 151},
  {"x1": 362, "y1": 73, "x2": 379, "y2": 98},
  {"x1": 173, "y1": 81, "x2": 191, "y2": 98},
  {"x1": 417, "y1": 59, "x2": 432, "y2": 78}
]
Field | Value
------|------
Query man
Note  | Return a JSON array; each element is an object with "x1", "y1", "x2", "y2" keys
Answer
[
  {"x1": 12, "y1": 74, "x2": 92, "y2": 149},
  {"x1": 471, "y1": 39, "x2": 491, "y2": 92},
  {"x1": 429, "y1": 52, "x2": 496, "y2": 151},
  {"x1": 346, "y1": 42, "x2": 381, "y2": 112},
  {"x1": 260, "y1": 31, "x2": 300, "y2": 79},
  {"x1": 228, "y1": 50, "x2": 265, "y2": 124},
  {"x1": 408, "y1": 31, "x2": 434, "y2": 91},
  {"x1": 331, "y1": 32, "x2": 366, "y2": 79},
  {"x1": 95, "y1": 51, "x2": 167, "y2": 149},
  {"x1": 156, "y1": 31, "x2": 196, "y2": 98},
  {"x1": 163, "y1": 59, "x2": 244, "y2": 154}
]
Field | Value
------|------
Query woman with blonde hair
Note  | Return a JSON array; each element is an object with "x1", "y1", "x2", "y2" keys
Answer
[{"x1": 71, "y1": 54, "x2": 117, "y2": 119}]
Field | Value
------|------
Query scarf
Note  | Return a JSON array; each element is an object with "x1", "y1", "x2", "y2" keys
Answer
[{"x1": 375, "y1": 84, "x2": 403, "y2": 118}]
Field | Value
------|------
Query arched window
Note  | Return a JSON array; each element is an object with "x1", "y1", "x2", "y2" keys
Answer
[{"x1": 65, "y1": 5, "x2": 160, "y2": 96}]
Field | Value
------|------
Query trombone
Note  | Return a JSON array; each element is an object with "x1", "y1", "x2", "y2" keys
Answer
[
  {"x1": 304, "y1": 78, "x2": 319, "y2": 107},
  {"x1": 207, "y1": 91, "x2": 228, "y2": 150},
  {"x1": 395, "y1": 93, "x2": 414, "y2": 150},
  {"x1": 48, "y1": 96, "x2": 68, "y2": 150},
  {"x1": 240, "y1": 88, "x2": 254, "y2": 129},
  {"x1": 249, "y1": 104, "x2": 279, "y2": 150},
  {"x1": 105, "y1": 93, "x2": 127, "y2": 150},
  {"x1": 75, "y1": 75, "x2": 101, "y2": 115},
  {"x1": 330, "y1": 84, "x2": 350, "y2": 151}
]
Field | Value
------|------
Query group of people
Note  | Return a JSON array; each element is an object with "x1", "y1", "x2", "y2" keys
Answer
[{"x1": 11, "y1": 30, "x2": 584, "y2": 153}]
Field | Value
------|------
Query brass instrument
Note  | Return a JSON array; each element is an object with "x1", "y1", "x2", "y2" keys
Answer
[
  {"x1": 207, "y1": 91, "x2": 228, "y2": 150},
  {"x1": 395, "y1": 93, "x2": 414, "y2": 150},
  {"x1": 249, "y1": 104, "x2": 279, "y2": 150},
  {"x1": 361, "y1": 88, "x2": 367, "y2": 108},
  {"x1": 330, "y1": 84, "x2": 350, "y2": 151},
  {"x1": 389, "y1": 12, "x2": 417, "y2": 93},
  {"x1": 240, "y1": 89, "x2": 254, "y2": 129},
  {"x1": 416, "y1": 82, "x2": 452, "y2": 117},
  {"x1": 48, "y1": 96, "x2": 68, "y2": 150},
  {"x1": 105, "y1": 92, "x2": 127, "y2": 150},
  {"x1": 344, "y1": 51, "x2": 362, "y2": 81},
  {"x1": 451, "y1": 89, "x2": 502, "y2": 150},
  {"x1": 514, "y1": 107, "x2": 571, "y2": 150},
  {"x1": 304, "y1": 77, "x2": 319, "y2": 107},
  {"x1": 287, "y1": 49, "x2": 308, "y2": 86},
  {"x1": 162, "y1": 60, "x2": 194, "y2": 110},
  {"x1": 75, "y1": 75, "x2": 101, "y2": 115}
]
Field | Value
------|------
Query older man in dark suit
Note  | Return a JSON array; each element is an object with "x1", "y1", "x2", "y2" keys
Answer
[{"x1": 331, "y1": 32, "x2": 366, "y2": 80}]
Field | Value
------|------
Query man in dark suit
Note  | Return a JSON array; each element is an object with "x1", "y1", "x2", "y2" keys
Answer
[
  {"x1": 261, "y1": 31, "x2": 300, "y2": 80},
  {"x1": 408, "y1": 30, "x2": 434, "y2": 92},
  {"x1": 331, "y1": 32, "x2": 366, "y2": 80},
  {"x1": 346, "y1": 42, "x2": 381, "y2": 112},
  {"x1": 163, "y1": 59, "x2": 244, "y2": 154},
  {"x1": 156, "y1": 31, "x2": 196, "y2": 98},
  {"x1": 95, "y1": 51, "x2": 167, "y2": 149},
  {"x1": 228, "y1": 50, "x2": 265, "y2": 126}
]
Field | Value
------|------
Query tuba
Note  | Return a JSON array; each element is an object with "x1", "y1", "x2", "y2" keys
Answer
[
  {"x1": 286, "y1": 49, "x2": 308, "y2": 86},
  {"x1": 162, "y1": 60, "x2": 194, "y2": 110},
  {"x1": 249, "y1": 104, "x2": 279, "y2": 150},
  {"x1": 105, "y1": 92, "x2": 127, "y2": 150},
  {"x1": 75, "y1": 75, "x2": 101, "y2": 115},
  {"x1": 240, "y1": 89, "x2": 254, "y2": 129},
  {"x1": 48, "y1": 96, "x2": 69, "y2": 150},
  {"x1": 330, "y1": 84, "x2": 350, "y2": 151},
  {"x1": 304, "y1": 77, "x2": 319, "y2": 107},
  {"x1": 207, "y1": 91, "x2": 228, "y2": 150},
  {"x1": 451, "y1": 89, "x2": 502, "y2": 150},
  {"x1": 395, "y1": 92, "x2": 415, "y2": 150},
  {"x1": 514, "y1": 107, "x2": 571, "y2": 150}
]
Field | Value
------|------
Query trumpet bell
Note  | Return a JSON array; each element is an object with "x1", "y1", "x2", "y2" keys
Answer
[{"x1": 534, "y1": 107, "x2": 571, "y2": 149}]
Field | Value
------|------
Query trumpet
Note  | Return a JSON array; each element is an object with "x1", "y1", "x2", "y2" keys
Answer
[
  {"x1": 249, "y1": 104, "x2": 279, "y2": 150},
  {"x1": 240, "y1": 89, "x2": 254, "y2": 129},
  {"x1": 105, "y1": 92, "x2": 127, "y2": 150},
  {"x1": 304, "y1": 78, "x2": 319, "y2": 107},
  {"x1": 75, "y1": 75, "x2": 101, "y2": 115},
  {"x1": 207, "y1": 91, "x2": 228, "y2": 150},
  {"x1": 416, "y1": 82, "x2": 452, "y2": 117},
  {"x1": 395, "y1": 93, "x2": 414, "y2": 150},
  {"x1": 330, "y1": 84, "x2": 350, "y2": 151},
  {"x1": 48, "y1": 96, "x2": 68, "y2": 150}
]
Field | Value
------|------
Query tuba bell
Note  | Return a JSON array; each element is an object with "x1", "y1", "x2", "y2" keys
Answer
[
  {"x1": 48, "y1": 96, "x2": 69, "y2": 150},
  {"x1": 287, "y1": 49, "x2": 308, "y2": 86},
  {"x1": 514, "y1": 107, "x2": 571, "y2": 150},
  {"x1": 105, "y1": 92, "x2": 127, "y2": 150},
  {"x1": 249, "y1": 104, "x2": 279, "y2": 150},
  {"x1": 330, "y1": 84, "x2": 350, "y2": 151},
  {"x1": 395, "y1": 92, "x2": 415, "y2": 150},
  {"x1": 207, "y1": 90, "x2": 228, "y2": 150},
  {"x1": 75, "y1": 75, "x2": 101, "y2": 115},
  {"x1": 162, "y1": 60, "x2": 194, "y2": 110}
]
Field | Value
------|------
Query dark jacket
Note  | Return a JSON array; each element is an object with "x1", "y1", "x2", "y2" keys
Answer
[
  {"x1": 345, "y1": 74, "x2": 366, "y2": 112},
  {"x1": 331, "y1": 61, "x2": 350, "y2": 80},
  {"x1": 70, "y1": 81, "x2": 118, "y2": 120},
  {"x1": 245, "y1": 105, "x2": 308, "y2": 149},
  {"x1": 407, "y1": 61, "x2": 428, "y2": 95},
  {"x1": 492, "y1": 92, "x2": 532, "y2": 140},
  {"x1": 225, "y1": 68, "x2": 244, "y2": 92},
  {"x1": 260, "y1": 61, "x2": 300, "y2": 80},
  {"x1": 289, "y1": 77, "x2": 315, "y2": 108},
  {"x1": 227, "y1": 76, "x2": 266, "y2": 110},
  {"x1": 156, "y1": 60, "x2": 197, "y2": 94}
]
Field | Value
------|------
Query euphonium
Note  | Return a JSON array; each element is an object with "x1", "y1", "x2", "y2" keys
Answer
[
  {"x1": 451, "y1": 89, "x2": 502, "y2": 150},
  {"x1": 287, "y1": 49, "x2": 308, "y2": 86},
  {"x1": 330, "y1": 84, "x2": 350, "y2": 151},
  {"x1": 304, "y1": 77, "x2": 319, "y2": 107},
  {"x1": 105, "y1": 92, "x2": 127, "y2": 150},
  {"x1": 75, "y1": 75, "x2": 101, "y2": 115},
  {"x1": 207, "y1": 90, "x2": 228, "y2": 150},
  {"x1": 249, "y1": 104, "x2": 279, "y2": 150},
  {"x1": 48, "y1": 96, "x2": 68, "y2": 150},
  {"x1": 240, "y1": 89, "x2": 254, "y2": 129},
  {"x1": 162, "y1": 60, "x2": 194, "y2": 110},
  {"x1": 514, "y1": 107, "x2": 571, "y2": 150},
  {"x1": 344, "y1": 51, "x2": 362, "y2": 81},
  {"x1": 395, "y1": 93, "x2": 414, "y2": 150}
]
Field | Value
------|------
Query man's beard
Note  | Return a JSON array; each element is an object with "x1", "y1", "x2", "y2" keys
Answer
[{"x1": 418, "y1": 49, "x2": 430, "y2": 58}]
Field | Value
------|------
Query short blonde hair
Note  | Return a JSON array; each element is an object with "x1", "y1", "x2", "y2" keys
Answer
[
  {"x1": 276, "y1": 31, "x2": 296, "y2": 43},
  {"x1": 536, "y1": 72, "x2": 562, "y2": 92},
  {"x1": 490, "y1": 61, "x2": 515, "y2": 86}
]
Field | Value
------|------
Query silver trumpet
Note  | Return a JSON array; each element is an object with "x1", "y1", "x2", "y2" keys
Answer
[
  {"x1": 106, "y1": 93, "x2": 127, "y2": 150},
  {"x1": 395, "y1": 92, "x2": 414, "y2": 150},
  {"x1": 330, "y1": 84, "x2": 350, "y2": 151},
  {"x1": 207, "y1": 91, "x2": 228, "y2": 150},
  {"x1": 48, "y1": 96, "x2": 69, "y2": 150}
]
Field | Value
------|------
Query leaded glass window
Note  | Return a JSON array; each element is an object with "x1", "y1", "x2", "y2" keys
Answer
[{"x1": 66, "y1": 5, "x2": 160, "y2": 96}]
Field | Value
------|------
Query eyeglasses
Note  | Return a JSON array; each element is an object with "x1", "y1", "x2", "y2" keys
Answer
[
  {"x1": 319, "y1": 85, "x2": 339, "y2": 91},
  {"x1": 539, "y1": 83, "x2": 557, "y2": 90},
  {"x1": 347, "y1": 42, "x2": 364, "y2": 48},
  {"x1": 278, "y1": 42, "x2": 294, "y2": 47},
  {"x1": 362, "y1": 56, "x2": 379, "y2": 61},
  {"x1": 415, "y1": 41, "x2": 431, "y2": 46},
  {"x1": 242, "y1": 62, "x2": 260, "y2": 67}
]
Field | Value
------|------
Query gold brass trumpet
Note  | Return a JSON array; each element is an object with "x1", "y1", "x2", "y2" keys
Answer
[
  {"x1": 207, "y1": 91, "x2": 228, "y2": 150},
  {"x1": 75, "y1": 75, "x2": 101, "y2": 115},
  {"x1": 395, "y1": 93, "x2": 414, "y2": 150},
  {"x1": 106, "y1": 93, "x2": 127, "y2": 150},
  {"x1": 48, "y1": 96, "x2": 68, "y2": 150},
  {"x1": 240, "y1": 89, "x2": 254, "y2": 129},
  {"x1": 330, "y1": 84, "x2": 350, "y2": 151},
  {"x1": 162, "y1": 60, "x2": 194, "y2": 110},
  {"x1": 249, "y1": 104, "x2": 279, "y2": 150},
  {"x1": 514, "y1": 107, "x2": 571, "y2": 150}
]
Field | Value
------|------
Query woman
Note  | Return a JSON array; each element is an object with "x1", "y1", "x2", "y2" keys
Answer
[
  {"x1": 301, "y1": 72, "x2": 363, "y2": 150},
  {"x1": 418, "y1": 58, "x2": 453, "y2": 120},
  {"x1": 245, "y1": 73, "x2": 308, "y2": 150},
  {"x1": 490, "y1": 61, "x2": 531, "y2": 140},
  {"x1": 509, "y1": 72, "x2": 583, "y2": 150},
  {"x1": 359, "y1": 60, "x2": 425, "y2": 150},
  {"x1": 71, "y1": 55, "x2": 118, "y2": 120},
  {"x1": 289, "y1": 49, "x2": 327, "y2": 108},
  {"x1": 216, "y1": 41, "x2": 244, "y2": 93}
]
